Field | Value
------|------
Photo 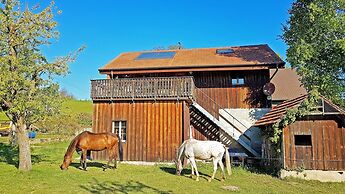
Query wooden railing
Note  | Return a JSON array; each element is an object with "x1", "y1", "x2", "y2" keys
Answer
[
  {"x1": 91, "y1": 76, "x2": 195, "y2": 101},
  {"x1": 193, "y1": 88, "x2": 251, "y2": 141}
]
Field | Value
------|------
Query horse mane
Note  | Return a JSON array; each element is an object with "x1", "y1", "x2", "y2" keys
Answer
[{"x1": 64, "y1": 133, "x2": 81, "y2": 158}]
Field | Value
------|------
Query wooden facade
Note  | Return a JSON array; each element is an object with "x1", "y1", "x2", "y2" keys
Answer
[
  {"x1": 283, "y1": 117, "x2": 345, "y2": 171},
  {"x1": 193, "y1": 70, "x2": 269, "y2": 109},
  {"x1": 91, "y1": 45, "x2": 285, "y2": 161},
  {"x1": 91, "y1": 70, "x2": 271, "y2": 161},
  {"x1": 92, "y1": 100, "x2": 190, "y2": 161}
]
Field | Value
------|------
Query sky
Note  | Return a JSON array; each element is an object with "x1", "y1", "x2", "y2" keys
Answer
[{"x1": 28, "y1": 0, "x2": 294, "y2": 100}]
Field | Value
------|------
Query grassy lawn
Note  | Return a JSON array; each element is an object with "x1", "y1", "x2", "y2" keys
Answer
[
  {"x1": 0, "y1": 137, "x2": 345, "y2": 194},
  {"x1": 0, "y1": 99, "x2": 92, "y2": 122},
  {"x1": 62, "y1": 100, "x2": 92, "y2": 115}
]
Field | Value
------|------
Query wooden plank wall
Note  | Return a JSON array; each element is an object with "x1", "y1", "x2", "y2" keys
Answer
[
  {"x1": 193, "y1": 70, "x2": 269, "y2": 108},
  {"x1": 283, "y1": 119, "x2": 345, "y2": 171},
  {"x1": 92, "y1": 101, "x2": 183, "y2": 162}
]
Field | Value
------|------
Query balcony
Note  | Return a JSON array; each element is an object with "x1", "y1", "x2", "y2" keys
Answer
[{"x1": 91, "y1": 76, "x2": 195, "y2": 101}]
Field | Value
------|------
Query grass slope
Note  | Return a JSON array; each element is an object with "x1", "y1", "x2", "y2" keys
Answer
[
  {"x1": 62, "y1": 99, "x2": 92, "y2": 115},
  {"x1": 0, "y1": 138, "x2": 344, "y2": 194},
  {"x1": 0, "y1": 99, "x2": 92, "y2": 122}
]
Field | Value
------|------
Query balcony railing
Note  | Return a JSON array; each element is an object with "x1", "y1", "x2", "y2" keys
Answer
[{"x1": 91, "y1": 76, "x2": 195, "y2": 101}]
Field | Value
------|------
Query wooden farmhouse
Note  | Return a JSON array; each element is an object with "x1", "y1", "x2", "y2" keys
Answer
[
  {"x1": 90, "y1": 44, "x2": 285, "y2": 162},
  {"x1": 255, "y1": 95, "x2": 345, "y2": 171}
]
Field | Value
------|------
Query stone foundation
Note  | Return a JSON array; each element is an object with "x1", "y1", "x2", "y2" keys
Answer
[{"x1": 280, "y1": 169, "x2": 345, "y2": 182}]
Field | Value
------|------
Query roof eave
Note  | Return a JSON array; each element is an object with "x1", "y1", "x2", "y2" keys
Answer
[{"x1": 98, "y1": 62, "x2": 285, "y2": 75}]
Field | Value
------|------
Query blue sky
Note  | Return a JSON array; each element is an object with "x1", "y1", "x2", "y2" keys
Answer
[{"x1": 34, "y1": 0, "x2": 294, "y2": 99}]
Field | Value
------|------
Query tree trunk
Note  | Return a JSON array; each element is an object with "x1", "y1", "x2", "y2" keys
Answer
[{"x1": 16, "y1": 119, "x2": 32, "y2": 171}]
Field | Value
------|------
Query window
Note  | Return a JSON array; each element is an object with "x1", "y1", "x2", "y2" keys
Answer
[
  {"x1": 216, "y1": 49, "x2": 234, "y2": 55},
  {"x1": 294, "y1": 135, "x2": 312, "y2": 146},
  {"x1": 232, "y1": 76, "x2": 245, "y2": 86},
  {"x1": 112, "y1": 121, "x2": 127, "y2": 142},
  {"x1": 136, "y1": 51, "x2": 176, "y2": 60}
]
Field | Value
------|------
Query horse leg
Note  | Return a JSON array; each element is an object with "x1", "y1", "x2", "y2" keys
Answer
[
  {"x1": 187, "y1": 159, "x2": 194, "y2": 178},
  {"x1": 82, "y1": 150, "x2": 87, "y2": 171},
  {"x1": 79, "y1": 153, "x2": 83, "y2": 169},
  {"x1": 113, "y1": 151, "x2": 117, "y2": 169},
  {"x1": 189, "y1": 158, "x2": 200, "y2": 181},
  {"x1": 218, "y1": 160, "x2": 226, "y2": 181},
  {"x1": 209, "y1": 158, "x2": 218, "y2": 182},
  {"x1": 103, "y1": 150, "x2": 112, "y2": 171}
]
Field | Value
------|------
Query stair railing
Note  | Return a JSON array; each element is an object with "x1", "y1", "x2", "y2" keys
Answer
[{"x1": 192, "y1": 87, "x2": 251, "y2": 140}]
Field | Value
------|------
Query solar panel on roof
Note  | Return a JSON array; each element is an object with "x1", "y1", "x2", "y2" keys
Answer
[
  {"x1": 216, "y1": 49, "x2": 234, "y2": 55},
  {"x1": 136, "y1": 51, "x2": 176, "y2": 60}
]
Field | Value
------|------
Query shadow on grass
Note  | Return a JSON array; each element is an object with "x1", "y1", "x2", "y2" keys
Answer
[
  {"x1": 80, "y1": 178, "x2": 172, "y2": 194},
  {"x1": 0, "y1": 143, "x2": 47, "y2": 168},
  {"x1": 160, "y1": 166, "x2": 210, "y2": 177},
  {"x1": 159, "y1": 166, "x2": 220, "y2": 181},
  {"x1": 70, "y1": 161, "x2": 114, "y2": 170}
]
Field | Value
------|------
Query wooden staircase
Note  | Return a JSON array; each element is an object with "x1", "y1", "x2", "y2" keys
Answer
[{"x1": 191, "y1": 88, "x2": 260, "y2": 157}]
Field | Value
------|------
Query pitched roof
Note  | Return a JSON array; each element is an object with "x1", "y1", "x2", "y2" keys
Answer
[
  {"x1": 270, "y1": 68, "x2": 307, "y2": 101},
  {"x1": 99, "y1": 44, "x2": 285, "y2": 74},
  {"x1": 254, "y1": 95, "x2": 345, "y2": 126}
]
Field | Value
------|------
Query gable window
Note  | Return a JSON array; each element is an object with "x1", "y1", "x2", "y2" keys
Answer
[
  {"x1": 232, "y1": 76, "x2": 245, "y2": 86},
  {"x1": 294, "y1": 135, "x2": 312, "y2": 146},
  {"x1": 112, "y1": 121, "x2": 127, "y2": 142}
]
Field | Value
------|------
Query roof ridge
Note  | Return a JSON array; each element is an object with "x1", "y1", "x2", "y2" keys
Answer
[{"x1": 117, "y1": 44, "x2": 270, "y2": 54}]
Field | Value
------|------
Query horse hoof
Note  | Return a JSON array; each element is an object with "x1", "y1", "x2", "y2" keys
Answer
[
  {"x1": 208, "y1": 178, "x2": 212, "y2": 182},
  {"x1": 196, "y1": 178, "x2": 199, "y2": 182}
]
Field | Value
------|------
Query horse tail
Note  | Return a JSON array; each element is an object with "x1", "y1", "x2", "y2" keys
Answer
[
  {"x1": 177, "y1": 140, "x2": 187, "y2": 161},
  {"x1": 224, "y1": 146, "x2": 232, "y2": 176},
  {"x1": 117, "y1": 134, "x2": 123, "y2": 161}
]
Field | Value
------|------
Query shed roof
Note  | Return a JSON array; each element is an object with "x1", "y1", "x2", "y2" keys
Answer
[
  {"x1": 99, "y1": 44, "x2": 285, "y2": 74},
  {"x1": 270, "y1": 68, "x2": 307, "y2": 101},
  {"x1": 254, "y1": 95, "x2": 345, "y2": 126}
]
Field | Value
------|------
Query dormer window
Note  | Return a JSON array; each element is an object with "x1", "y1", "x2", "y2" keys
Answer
[
  {"x1": 232, "y1": 75, "x2": 245, "y2": 86},
  {"x1": 216, "y1": 49, "x2": 234, "y2": 55}
]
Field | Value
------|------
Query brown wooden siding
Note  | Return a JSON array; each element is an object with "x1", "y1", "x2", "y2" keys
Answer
[
  {"x1": 92, "y1": 101, "x2": 183, "y2": 162},
  {"x1": 193, "y1": 70, "x2": 269, "y2": 109},
  {"x1": 283, "y1": 119, "x2": 345, "y2": 171}
]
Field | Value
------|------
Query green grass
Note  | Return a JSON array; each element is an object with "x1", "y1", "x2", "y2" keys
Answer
[
  {"x1": 62, "y1": 99, "x2": 92, "y2": 115},
  {"x1": 0, "y1": 99, "x2": 92, "y2": 122},
  {"x1": 0, "y1": 138, "x2": 345, "y2": 194},
  {"x1": 0, "y1": 112, "x2": 9, "y2": 121}
]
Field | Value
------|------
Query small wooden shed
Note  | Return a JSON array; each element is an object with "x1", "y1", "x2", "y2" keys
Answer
[{"x1": 255, "y1": 95, "x2": 345, "y2": 171}]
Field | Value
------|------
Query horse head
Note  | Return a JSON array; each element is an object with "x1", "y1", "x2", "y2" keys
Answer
[
  {"x1": 175, "y1": 158, "x2": 183, "y2": 175},
  {"x1": 60, "y1": 155, "x2": 72, "y2": 170}
]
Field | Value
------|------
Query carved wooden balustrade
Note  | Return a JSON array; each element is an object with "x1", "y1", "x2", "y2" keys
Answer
[{"x1": 91, "y1": 76, "x2": 195, "y2": 101}]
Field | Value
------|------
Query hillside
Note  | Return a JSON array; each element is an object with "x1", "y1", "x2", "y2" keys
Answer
[
  {"x1": 62, "y1": 99, "x2": 92, "y2": 115},
  {"x1": 0, "y1": 100, "x2": 93, "y2": 121}
]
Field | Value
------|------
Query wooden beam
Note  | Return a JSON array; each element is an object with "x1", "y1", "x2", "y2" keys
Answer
[
  {"x1": 99, "y1": 65, "x2": 272, "y2": 75},
  {"x1": 182, "y1": 101, "x2": 191, "y2": 141}
]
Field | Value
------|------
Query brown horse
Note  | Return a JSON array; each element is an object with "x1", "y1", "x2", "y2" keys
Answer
[{"x1": 60, "y1": 131, "x2": 122, "y2": 171}]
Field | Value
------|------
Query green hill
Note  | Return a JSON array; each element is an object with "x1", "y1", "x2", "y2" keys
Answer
[
  {"x1": 61, "y1": 99, "x2": 92, "y2": 115},
  {"x1": 0, "y1": 100, "x2": 92, "y2": 122}
]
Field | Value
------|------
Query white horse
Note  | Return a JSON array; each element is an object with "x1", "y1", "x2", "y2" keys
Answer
[{"x1": 175, "y1": 139, "x2": 231, "y2": 182}]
